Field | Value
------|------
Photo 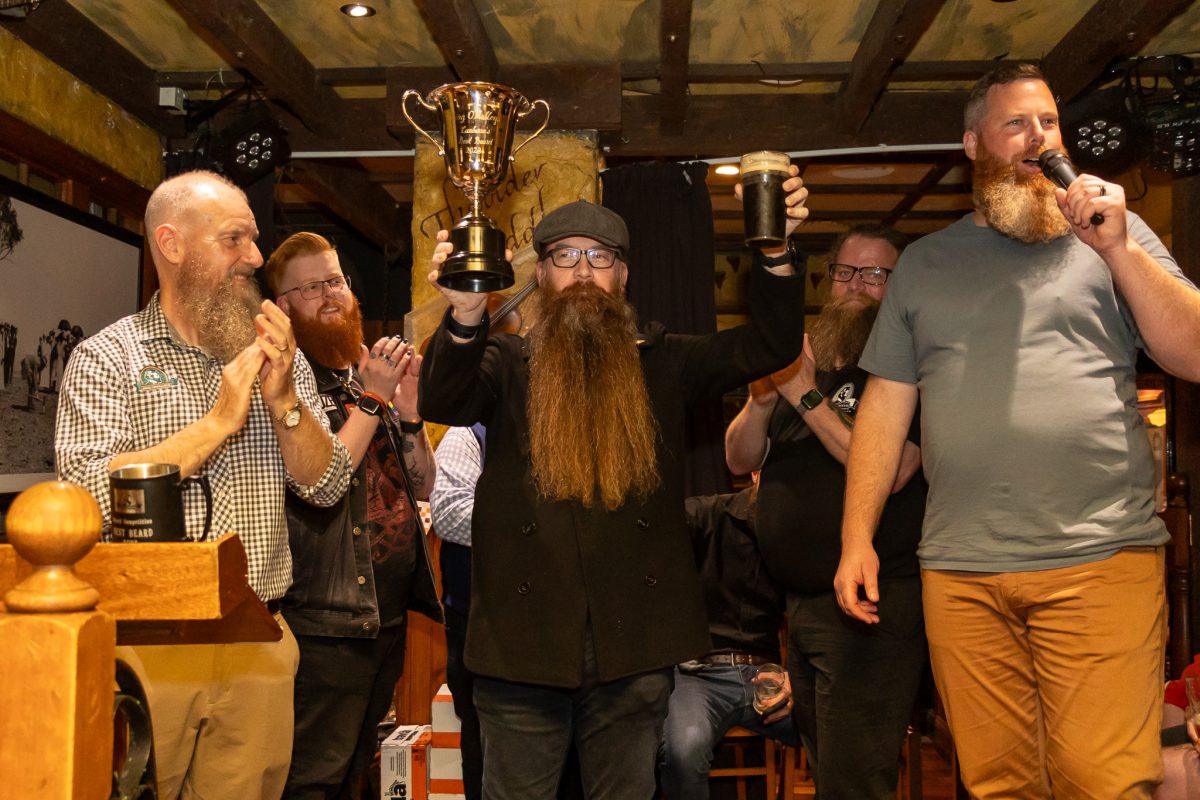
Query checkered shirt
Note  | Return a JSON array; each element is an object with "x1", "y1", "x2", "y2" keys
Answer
[
  {"x1": 55, "y1": 293, "x2": 351, "y2": 601},
  {"x1": 429, "y1": 425, "x2": 481, "y2": 547}
]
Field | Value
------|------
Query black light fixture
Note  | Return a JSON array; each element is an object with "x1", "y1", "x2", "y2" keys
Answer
[
  {"x1": 1059, "y1": 87, "x2": 1138, "y2": 175},
  {"x1": 0, "y1": 0, "x2": 42, "y2": 18},
  {"x1": 208, "y1": 103, "x2": 291, "y2": 186},
  {"x1": 1132, "y1": 57, "x2": 1200, "y2": 177}
]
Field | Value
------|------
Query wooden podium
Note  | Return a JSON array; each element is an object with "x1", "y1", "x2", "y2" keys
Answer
[{"x1": 0, "y1": 481, "x2": 280, "y2": 799}]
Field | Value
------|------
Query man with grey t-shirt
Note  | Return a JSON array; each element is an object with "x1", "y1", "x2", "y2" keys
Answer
[{"x1": 834, "y1": 63, "x2": 1200, "y2": 799}]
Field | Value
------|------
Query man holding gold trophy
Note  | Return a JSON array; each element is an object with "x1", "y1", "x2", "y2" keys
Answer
[{"x1": 410, "y1": 79, "x2": 811, "y2": 800}]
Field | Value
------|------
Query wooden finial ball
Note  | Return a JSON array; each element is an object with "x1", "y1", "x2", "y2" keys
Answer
[{"x1": 7, "y1": 481, "x2": 102, "y2": 568}]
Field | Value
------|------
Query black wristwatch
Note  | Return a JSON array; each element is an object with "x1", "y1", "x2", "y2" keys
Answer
[
  {"x1": 356, "y1": 392, "x2": 386, "y2": 418},
  {"x1": 760, "y1": 239, "x2": 800, "y2": 267},
  {"x1": 799, "y1": 388, "x2": 823, "y2": 411}
]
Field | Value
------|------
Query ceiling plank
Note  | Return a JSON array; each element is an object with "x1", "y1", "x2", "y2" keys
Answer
[
  {"x1": 0, "y1": 2, "x2": 184, "y2": 135},
  {"x1": 1042, "y1": 0, "x2": 1196, "y2": 102},
  {"x1": 884, "y1": 155, "x2": 963, "y2": 225},
  {"x1": 834, "y1": 0, "x2": 948, "y2": 133},
  {"x1": 659, "y1": 0, "x2": 694, "y2": 132},
  {"x1": 288, "y1": 160, "x2": 407, "y2": 248},
  {"x1": 164, "y1": 0, "x2": 344, "y2": 138},
  {"x1": 409, "y1": 0, "x2": 498, "y2": 82}
]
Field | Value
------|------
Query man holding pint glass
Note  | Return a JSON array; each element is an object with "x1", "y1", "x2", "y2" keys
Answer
[{"x1": 417, "y1": 160, "x2": 808, "y2": 799}]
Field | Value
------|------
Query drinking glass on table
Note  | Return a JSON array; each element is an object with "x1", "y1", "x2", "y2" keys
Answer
[{"x1": 752, "y1": 662, "x2": 787, "y2": 717}]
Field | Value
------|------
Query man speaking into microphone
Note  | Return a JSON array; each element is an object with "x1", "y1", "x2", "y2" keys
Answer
[{"x1": 835, "y1": 63, "x2": 1200, "y2": 798}]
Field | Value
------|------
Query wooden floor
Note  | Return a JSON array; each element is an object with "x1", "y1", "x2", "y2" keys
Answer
[{"x1": 785, "y1": 737, "x2": 959, "y2": 799}]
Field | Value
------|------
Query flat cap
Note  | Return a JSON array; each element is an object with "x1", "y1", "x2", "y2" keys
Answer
[{"x1": 532, "y1": 200, "x2": 629, "y2": 258}]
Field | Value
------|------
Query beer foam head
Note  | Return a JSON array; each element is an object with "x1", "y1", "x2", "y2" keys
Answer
[{"x1": 740, "y1": 150, "x2": 791, "y2": 175}]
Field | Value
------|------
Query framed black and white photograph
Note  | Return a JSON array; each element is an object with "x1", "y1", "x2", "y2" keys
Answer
[{"x1": 0, "y1": 178, "x2": 143, "y2": 494}]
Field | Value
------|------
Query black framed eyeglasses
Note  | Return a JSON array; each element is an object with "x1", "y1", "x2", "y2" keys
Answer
[
  {"x1": 828, "y1": 263, "x2": 892, "y2": 286},
  {"x1": 280, "y1": 275, "x2": 351, "y2": 299},
  {"x1": 545, "y1": 246, "x2": 619, "y2": 270}
]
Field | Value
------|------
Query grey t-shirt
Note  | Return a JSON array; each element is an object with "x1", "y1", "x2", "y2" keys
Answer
[{"x1": 861, "y1": 212, "x2": 1194, "y2": 572}]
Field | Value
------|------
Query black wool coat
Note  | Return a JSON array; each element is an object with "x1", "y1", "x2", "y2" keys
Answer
[{"x1": 418, "y1": 263, "x2": 805, "y2": 688}]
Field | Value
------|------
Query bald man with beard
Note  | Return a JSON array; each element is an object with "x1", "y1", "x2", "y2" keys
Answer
[
  {"x1": 836, "y1": 64, "x2": 1200, "y2": 798},
  {"x1": 56, "y1": 170, "x2": 351, "y2": 799},
  {"x1": 418, "y1": 195, "x2": 809, "y2": 800}
]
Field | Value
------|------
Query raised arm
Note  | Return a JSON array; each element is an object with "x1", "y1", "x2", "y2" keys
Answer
[
  {"x1": 833, "y1": 375, "x2": 918, "y2": 623},
  {"x1": 1058, "y1": 176, "x2": 1200, "y2": 381},
  {"x1": 725, "y1": 376, "x2": 778, "y2": 476}
]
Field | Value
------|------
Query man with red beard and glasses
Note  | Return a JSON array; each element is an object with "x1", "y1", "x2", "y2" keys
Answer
[
  {"x1": 723, "y1": 223, "x2": 925, "y2": 799},
  {"x1": 264, "y1": 232, "x2": 441, "y2": 799},
  {"x1": 56, "y1": 171, "x2": 351, "y2": 800},
  {"x1": 417, "y1": 192, "x2": 809, "y2": 800},
  {"x1": 835, "y1": 63, "x2": 1200, "y2": 799}
]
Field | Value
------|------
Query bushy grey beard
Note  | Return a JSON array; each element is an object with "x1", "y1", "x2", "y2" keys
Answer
[
  {"x1": 808, "y1": 294, "x2": 880, "y2": 372},
  {"x1": 973, "y1": 142, "x2": 1071, "y2": 244},
  {"x1": 176, "y1": 257, "x2": 261, "y2": 362}
]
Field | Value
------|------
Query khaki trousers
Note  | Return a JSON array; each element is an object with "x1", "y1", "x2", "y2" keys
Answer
[
  {"x1": 923, "y1": 547, "x2": 1166, "y2": 800},
  {"x1": 118, "y1": 614, "x2": 300, "y2": 800}
]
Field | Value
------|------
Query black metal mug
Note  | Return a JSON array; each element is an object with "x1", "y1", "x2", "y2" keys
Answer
[{"x1": 109, "y1": 463, "x2": 212, "y2": 543}]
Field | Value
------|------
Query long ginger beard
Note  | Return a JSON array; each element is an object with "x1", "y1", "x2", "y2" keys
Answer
[
  {"x1": 972, "y1": 139, "x2": 1071, "y2": 244},
  {"x1": 290, "y1": 292, "x2": 365, "y2": 370},
  {"x1": 176, "y1": 255, "x2": 261, "y2": 362},
  {"x1": 808, "y1": 294, "x2": 880, "y2": 372},
  {"x1": 526, "y1": 282, "x2": 661, "y2": 511}
]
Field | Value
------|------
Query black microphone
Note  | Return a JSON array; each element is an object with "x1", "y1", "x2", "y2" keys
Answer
[{"x1": 1037, "y1": 149, "x2": 1104, "y2": 225}]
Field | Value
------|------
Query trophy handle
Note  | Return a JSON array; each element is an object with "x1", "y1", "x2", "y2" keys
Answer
[
  {"x1": 509, "y1": 99, "x2": 551, "y2": 161},
  {"x1": 401, "y1": 89, "x2": 445, "y2": 156}
]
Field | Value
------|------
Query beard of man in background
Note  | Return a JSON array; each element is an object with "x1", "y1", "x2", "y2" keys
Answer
[
  {"x1": 808, "y1": 293, "x2": 882, "y2": 373},
  {"x1": 526, "y1": 281, "x2": 660, "y2": 511},
  {"x1": 288, "y1": 289, "x2": 365, "y2": 370},
  {"x1": 973, "y1": 138, "x2": 1072, "y2": 244},
  {"x1": 176, "y1": 254, "x2": 263, "y2": 363}
]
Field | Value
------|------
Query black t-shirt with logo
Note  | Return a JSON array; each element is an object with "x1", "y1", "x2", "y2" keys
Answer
[{"x1": 755, "y1": 365, "x2": 925, "y2": 595}]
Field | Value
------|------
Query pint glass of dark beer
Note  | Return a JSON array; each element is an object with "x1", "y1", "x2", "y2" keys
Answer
[{"x1": 740, "y1": 151, "x2": 791, "y2": 248}]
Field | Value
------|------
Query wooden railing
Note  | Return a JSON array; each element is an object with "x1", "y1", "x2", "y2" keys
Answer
[{"x1": 0, "y1": 481, "x2": 279, "y2": 799}]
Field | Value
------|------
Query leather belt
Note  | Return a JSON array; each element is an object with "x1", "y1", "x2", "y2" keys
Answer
[
  {"x1": 700, "y1": 652, "x2": 772, "y2": 667},
  {"x1": 265, "y1": 599, "x2": 281, "y2": 615}
]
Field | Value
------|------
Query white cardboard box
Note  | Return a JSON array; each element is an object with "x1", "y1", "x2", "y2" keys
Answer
[
  {"x1": 430, "y1": 683, "x2": 466, "y2": 800},
  {"x1": 381, "y1": 724, "x2": 431, "y2": 800}
]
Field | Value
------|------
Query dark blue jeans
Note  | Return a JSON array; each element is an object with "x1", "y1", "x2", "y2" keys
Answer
[
  {"x1": 473, "y1": 633, "x2": 672, "y2": 800},
  {"x1": 659, "y1": 664, "x2": 800, "y2": 799},
  {"x1": 445, "y1": 605, "x2": 483, "y2": 800},
  {"x1": 786, "y1": 577, "x2": 926, "y2": 800},
  {"x1": 284, "y1": 621, "x2": 408, "y2": 800}
]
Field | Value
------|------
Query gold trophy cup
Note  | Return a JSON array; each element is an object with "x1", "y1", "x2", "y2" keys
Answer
[{"x1": 403, "y1": 82, "x2": 550, "y2": 292}]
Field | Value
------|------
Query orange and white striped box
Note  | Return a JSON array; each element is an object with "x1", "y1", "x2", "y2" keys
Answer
[
  {"x1": 382, "y1": 724, "x2": 431, "y2": 800},
  {"x1": 430, "y1": 684, "x2": 466, "y2": 800}
]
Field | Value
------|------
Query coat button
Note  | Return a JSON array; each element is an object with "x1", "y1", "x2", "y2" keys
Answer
[
  {"x1": 636, "y1": 518, "x2": 650, "y2": 530},
  {"x1": 357, "y1": 575, "x2": 367, "y2": 586},
  {"x1": 644, "y1": 574, "x2": 657, "y2": 587},
  {"x1": 517, "y1": 581, "x2": 531, "y2": 595},
  {"x1": 362, "y1": 622, "x2": 371, "y2": 631},
  {"x1": 353, "y1": 526, "x2": 362, "y2": 536},
  {"x1": 522, "y1": 522, "x2": 537, "y2": 535},
  {"x1": 352, "y1": 477, "x2": 360, "y2": 487}
]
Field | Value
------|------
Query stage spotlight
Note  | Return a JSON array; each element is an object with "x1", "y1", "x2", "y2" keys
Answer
[
  {"x1": 1059, "y1": 87, "x2": 1138, "y2": 175},
  {"x1": 209, "y1": 104, "x2": 290, "y2": 186}
]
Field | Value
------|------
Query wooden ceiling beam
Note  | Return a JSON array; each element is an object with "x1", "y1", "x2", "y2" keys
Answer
[
  {"x1": 607, "y1": 91, "x2": 967, "y2": 157},
  {"x1": 1, "y1": 3, "x2": 184, "y2": 135},
  {"x1": 1042, "y1": 0, "x2": 1196, "y2": 102},
  {"x1": 659, "y1": 0, "x2": 694, "y2": 132},
  {"x1": 288, "y1": 159, "x2": 407, "y2": 248},
  {"x1": 409, "y1": 0, "x2": 498, "y2": 82},
  {"x1": 834, "y1": 0, "x2": 948, "y2": 133},
  {"x1": 165, "y1": 0, "x2": 345, "y2": 138},
  {"x1": 885, "y1": 155, "x2": 963, "y2": 224}
]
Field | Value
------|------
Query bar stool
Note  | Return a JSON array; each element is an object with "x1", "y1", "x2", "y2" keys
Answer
[{"x1": 708, "y1": 726, "x2": 778, "y2": 800}]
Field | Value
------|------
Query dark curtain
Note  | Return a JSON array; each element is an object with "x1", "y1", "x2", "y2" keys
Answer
[{"x1": 601, "y1": 161, "x2": 730, "y2": 497}]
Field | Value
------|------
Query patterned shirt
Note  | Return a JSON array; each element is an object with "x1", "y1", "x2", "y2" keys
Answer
[
  {"x1": 429, "y1": 425, "x2": 481, "y2": 547},
  {"x1": 55, "y1": 293, "x2": 351, "y2": 601}
]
